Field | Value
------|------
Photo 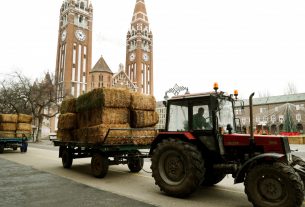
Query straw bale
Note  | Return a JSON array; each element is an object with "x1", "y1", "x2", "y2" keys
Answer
[
  {"x1": 17, "y1": 114, "x2": 32, "y2": 123},
  {"x1": 77, "y1": 108, "x2": 129, "y2": 128},
  {"x1": 57, "y1": 130, "x2": 74, "y2": 142},
  {"x1": 73, "y1": 128, "x2": 88, "y2": 143},
  {"x1": 60, "y1": 98, "x2": 77, "y2": 114},
  {"x1": 0, "y1": 131, "x2": 16, "y2": 138},
  {"x1": 0, "y1": 114, "x2": 18, "y2": 123},
  {"x1": 130, "y1": 110, "x2": 159, "y2": 128},
  {"x1": 17, "y1": 123, "x2": 32, "y2": 131},
  {"x1": 104, "y1": 137, "x2": 132, "y2": 145},
  {"x1": 132, "y1": 137, "x2": 155, "y2": 145},
  {"x1": 16, "y1": 131, "x2": 32, "y2": 138},
  {"x1": 0, "y1": 123, "x2": 17, "y2": 131},
  {"x1": 130, "y1": 93, "x2": 156, "y2": 111},
  {"x1": 86, "y1": 124, "x2": 130, "y2": 143},
  {"x1": 76, "y1": 88, "x2": 131, "y2": 112},
  {"x1": 131, "y1": 129, "x2": 157, "y2": 138},
  {"x1": 58, "y1": 113, "x2": 77, "y2": 129}
]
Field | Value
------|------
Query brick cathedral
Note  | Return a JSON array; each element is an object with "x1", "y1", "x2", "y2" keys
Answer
[{"x1": 55, "y1": 0, "x2": 154, "y2": 99}]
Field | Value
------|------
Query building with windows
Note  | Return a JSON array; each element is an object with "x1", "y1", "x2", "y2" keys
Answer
[{"x1": 236, "y1": 93, "x2": 305, "y2": 135}]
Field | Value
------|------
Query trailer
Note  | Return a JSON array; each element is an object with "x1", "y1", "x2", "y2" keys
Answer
[
  {"x1": 0, "y1": 136, "x2": 29, "y2": 153},
  {"x1": 53, "y1": 128, "x2": 157, "y2": 178}
]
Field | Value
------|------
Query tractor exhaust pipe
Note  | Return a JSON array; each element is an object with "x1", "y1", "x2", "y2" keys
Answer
[{"x1": 249, "y1": 93, "x2": 255, "y2": 154}]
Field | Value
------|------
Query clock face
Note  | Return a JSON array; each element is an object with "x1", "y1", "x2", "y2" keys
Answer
[
  {"x1": 129, "y1": 53, "x2": 136, "y2": 61},
  {"x1": 61, "y1": 30, "x2": 67, "y2": 42},
  {"x1": 142, "y1": 53, "x2": 149, "y2": 61},
  {"x1": 75, "y1": 29, "x2": 86, "y2": 41}
]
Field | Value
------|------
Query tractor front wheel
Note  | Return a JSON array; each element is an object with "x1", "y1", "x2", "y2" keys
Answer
[
  {"x1": 151, "y1": 138, "x2": 205, "y2": 198},
  {"x1": 244, "y1": 162, "x2": 304, "y2": 207}
]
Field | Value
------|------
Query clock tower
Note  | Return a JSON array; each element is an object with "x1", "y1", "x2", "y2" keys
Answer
[
  {"x1": 55, "y1": 0, "x2": 93, "y2": 99},
  {"x1": 125, "y1": 0, "x2": 153, "y2": 95}
]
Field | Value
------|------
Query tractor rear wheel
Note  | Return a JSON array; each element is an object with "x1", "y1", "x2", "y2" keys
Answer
[
  {"x1": 244, "y1": 162, "x2": 304, "y2": 207},
  {"x1": 151, "y1": 138, "x2": 205, "y2": 198}
]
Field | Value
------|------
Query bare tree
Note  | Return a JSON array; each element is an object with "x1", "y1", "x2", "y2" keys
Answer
[
  {"x1": 284, "y1": 81, "x2": 298, "y2": 95},
  {"x1": 0, "y1": 72, "x2": 61, "y2": 142},
  {"x1": 258, "y1": 89, "x2": 271, "y2": 98}
]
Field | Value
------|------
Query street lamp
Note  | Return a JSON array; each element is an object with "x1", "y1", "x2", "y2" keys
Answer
[{"x1": 164, "y1": 84, "x2": 190, "y2": 101}]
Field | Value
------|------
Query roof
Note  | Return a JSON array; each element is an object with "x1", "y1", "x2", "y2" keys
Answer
[
  {"x1": 243, "y1": 93, "x2": 305, "y2": 106},
  {"x1": 90, "y1": 56, "x2": 113, "y2": 74}
]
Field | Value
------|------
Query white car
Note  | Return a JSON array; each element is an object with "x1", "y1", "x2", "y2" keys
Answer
[{"x1": 49, "y1": 133, "x2": 57, "y2": 141}]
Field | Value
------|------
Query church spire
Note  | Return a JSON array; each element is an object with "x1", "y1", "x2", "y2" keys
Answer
[{"x1": 132, "y1": 0, "x2": 148, "y2": 23}]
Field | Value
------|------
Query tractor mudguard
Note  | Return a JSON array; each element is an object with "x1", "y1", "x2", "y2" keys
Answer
[
  {"x1": 149, "y1": 132, "x2": 195, "y2": 155},
  {"x1": 234, "y1": 153, "x2": 285, "y2": 184}
]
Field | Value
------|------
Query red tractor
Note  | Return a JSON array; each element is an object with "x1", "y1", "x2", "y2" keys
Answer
[{"x1": 150, "y1": 85, "x2": 305, "y2": 207}]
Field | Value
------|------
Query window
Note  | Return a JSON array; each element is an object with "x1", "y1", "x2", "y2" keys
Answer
[
  {"x1": 271, "y1": 115, "x2": 276, "y2": 122},
  {"x1": 296, "y1": 114, "x2": 301, "y2": 122},
  {"x1": 260, "y1": 108, "x2": 267, "y2": 113},
  {"x1": 168, "y1": 104, "x2": 188, "y2": 131},
  {"x1": 279, "y1": 115, "x2": 284, "y2": 123},
  {"x1": 296, "y1": 105, "x2": 300, "y2": 111}
]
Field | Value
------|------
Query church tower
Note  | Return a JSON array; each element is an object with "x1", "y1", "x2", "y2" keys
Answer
[
  {"x1": 125, "y1": 0, "x2": 153, "y2": 95},
  {"x1": 55, "y1": 0, "x2": 93, "y2": 100}
]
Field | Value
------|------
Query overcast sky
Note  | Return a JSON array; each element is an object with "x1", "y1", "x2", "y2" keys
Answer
[{"x1": 1, "y1": 0, "x2": 305, "y2": 101}]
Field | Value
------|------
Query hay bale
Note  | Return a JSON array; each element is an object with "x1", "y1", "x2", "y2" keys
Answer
[
  {"x1": 18, "y1": 114, "x2": 32, "y2": 123},
  {"x1": 0, "y1": 123, "x2": 17, "y2": 131},
  {"x1": 60, "y1": 97, "x2": 77, "y2": 114},
  {"x1": 73, "y1": 128, "x2": 88, "y2": 143},
  {"x1": 16, "y1": 131, "x2": 32, "y2": 138},
  {"x1": 77, "y1": 108, "x2": 129, "y2": 128},
  {"x1": 58, "y1": 113, "x2": 77, "y2": 129},
  {"x1": 130, "y1": 110, "x2": 159, "y2": 128},
  {"x1": 76, "y1": 88, "x2": 131, "y2": 112},
  {"x1": 0, "y1": 131, "x2": 16, "y2": 138},
  {"x1": 86, "y1": 123, "x2": 130, "y2": 144},
  {"x1": 0, "y1": 114, "x2": 18, "y2": 123},
  {"x1": 17, "y1": 123, "x2": 32, "y2": 131},
  {"x1": 131, "y1": 93, "x2": 156, "y2": 110},
  {"x1": 132, "y1": 137, "x2": 155, "y2": 145},
  {"x1": 57, "y1": 130, "x2": 74, "y2": 142}
]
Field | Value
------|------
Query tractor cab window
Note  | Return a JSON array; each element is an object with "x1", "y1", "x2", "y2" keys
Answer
[
  {"x1": 168, "y1": 104, "x2": 188, "y2": 131},
  {"x1": 192, "y1": 105, "x2": 212, "y2": 130},
  {"x1": 217, "y1": 99, "x2": 235, "y2": 133}
]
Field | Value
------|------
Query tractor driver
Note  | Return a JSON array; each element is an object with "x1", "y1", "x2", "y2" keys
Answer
[{"x1": 193, "y1": 107, "x2": 211, "y2": 130}]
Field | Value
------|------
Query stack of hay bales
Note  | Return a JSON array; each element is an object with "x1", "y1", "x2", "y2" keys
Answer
[
  {"x1": 57, "y1": 97, "x2": 77, "y2": 142},
  {"x1": 57, "y1": 88, "x2": 159, "y2": 145},
  {"x1": 0, "y1": 114, "x2": 32, "y2": 138},
  {"x1": 130, "y1": 93, "x2": 159, "y2": 145},
  {"x1": 75, "y1": 88, "x2": 131, "y2": 144}
]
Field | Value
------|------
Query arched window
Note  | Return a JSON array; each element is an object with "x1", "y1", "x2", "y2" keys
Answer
[
  {"x1": 80, "y1": 2, "x2": 85, "y2": 9},
  {"x1": 79, "y1": 15, "x2": 83, "y2": 23}
]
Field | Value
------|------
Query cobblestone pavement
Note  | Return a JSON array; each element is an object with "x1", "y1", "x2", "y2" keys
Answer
[{"x1": 0, "y1": 158, "x2": 156, "y2": 207}]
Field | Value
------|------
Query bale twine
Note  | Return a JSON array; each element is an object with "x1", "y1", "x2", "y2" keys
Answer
[
  {"x1": 76, "y1": 88, "x2": 131, "y2": 112},
  {"x1": 0, "y1": 123, "x2": 17, "y2": 131},
  {"x1": 60, "y1": 97, "x2": 77, "y2": 114},
  {"x1": 0, "y1": 114, "x2": 18, "y2": 123},
  {"x1": 17, "y1": 114, "x2": 32, "y2": 123},
  {"x1": 58, "y1": 113, "x2": 77, "y2": 130},
  {"x1": 16, "y1": 123, "x2": 32, "y2": 131},
  {"x1": 130, "y1": 93, "x2": 156, "y2": 111},
  {"x1": 130, "y1": 110, "x2": 159, "y2": 128}
]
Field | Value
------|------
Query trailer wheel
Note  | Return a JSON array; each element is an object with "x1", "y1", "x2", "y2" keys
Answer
[
  {"x1": 201, "y1": 167, "x2": 226, "y2": 186},
  {"x1": 91, "y1": 153, "x2": 109, "y2": 178},
  {"x1": 0, "y1": 144, "x2": 4, "y2": 154},
  {"x1": 245, "y1": 162, "x2": 304, "y2": 207},
  {"x1": 151, "y1": 138, "x2": 205, "y2": 197},
  {"x1": 128, "y1": 150, "x2": 144, "y2": 173},
  {"x1": 62, "y1": 148, "x2": 73, "y2": 168}
]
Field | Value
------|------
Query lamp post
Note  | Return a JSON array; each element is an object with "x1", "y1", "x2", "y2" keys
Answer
[{"x1": 164, "y1": 84, "x2": 189, "y2": 101}]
